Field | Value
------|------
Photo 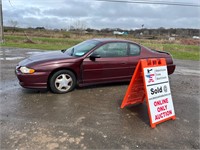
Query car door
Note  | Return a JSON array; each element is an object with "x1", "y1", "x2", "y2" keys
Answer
[{"x1": 82, "y1": 42, "x2": 130, "y2": 84}]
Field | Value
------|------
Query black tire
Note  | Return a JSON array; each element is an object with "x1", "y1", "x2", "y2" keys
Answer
[{"x1": 49, "y1": 70, "x2": 76, "y2": 94}]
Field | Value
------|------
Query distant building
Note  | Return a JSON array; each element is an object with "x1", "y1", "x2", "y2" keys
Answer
[
  {"x1": 113, "y1": 31, "x2": 128, "y2": 35},
  {"x1": 192, "y1": 36, "x2": 200, "y2": 39},
  {"x1": 113, "y1": 31, "x2": 123, "y2": 35},
  {"x1": 169, "y1": 37, "x2": 175, "y2": 41}
]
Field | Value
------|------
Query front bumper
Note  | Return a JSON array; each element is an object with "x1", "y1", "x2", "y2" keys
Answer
[{"x1": 15, "y1": 66, "x2": 49, "y2": 89}]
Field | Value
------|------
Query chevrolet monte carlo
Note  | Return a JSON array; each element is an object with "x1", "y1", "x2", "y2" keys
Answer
[{"x1": 15, "y1": 38, "x2": 176, "y2": 93}]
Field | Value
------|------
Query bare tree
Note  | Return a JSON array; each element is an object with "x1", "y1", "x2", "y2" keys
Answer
[
  {"x1": 69, "y1": 20, "x2": 87, "y2": 36},
  {"x1": 73, "y1": 20, "x2": 87, "y2": 31},
  {"x1": 9, "y1": 20, "x2": 18, "y2": 33}
]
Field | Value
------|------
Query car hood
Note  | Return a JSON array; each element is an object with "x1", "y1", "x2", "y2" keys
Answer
[
  {"x1": 19, "y1": 51, "x2": 75, "y2": 66},
  {"x1": 29, "y1": 51, "x2": 73, "y2": 61}
]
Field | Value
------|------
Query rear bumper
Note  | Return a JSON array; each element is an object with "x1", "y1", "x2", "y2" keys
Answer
[{"x1": 167, "y1": 64, "x2": 176, "y2": 75}]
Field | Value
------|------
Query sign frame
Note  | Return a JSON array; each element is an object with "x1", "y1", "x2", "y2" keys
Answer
[{"x1": 121, "y1": 58, "x2": 176, "y2": 128}]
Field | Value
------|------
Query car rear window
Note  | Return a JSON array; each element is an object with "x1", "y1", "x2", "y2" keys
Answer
[{"x1": 129, "y1": 44, "x2": 141, "y2": 56}]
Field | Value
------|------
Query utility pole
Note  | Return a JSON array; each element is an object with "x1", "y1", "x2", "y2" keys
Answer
[{"x1": 0, "y1": 0, "x2": 4, "y2": 43}]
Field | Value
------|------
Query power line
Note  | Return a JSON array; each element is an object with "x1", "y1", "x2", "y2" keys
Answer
[
  {"x1": 95, "y1": 0, "x2": 200, "y2": 7},
  {"x1": 5, "y1": 0, "x2": 200, "y2": 7}
]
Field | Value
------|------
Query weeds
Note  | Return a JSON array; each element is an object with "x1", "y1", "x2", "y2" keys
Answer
[{"x1": 1, "y1": 34, "x2": 200, "y2": 61}]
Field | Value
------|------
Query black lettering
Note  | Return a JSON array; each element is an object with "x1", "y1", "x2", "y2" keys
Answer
[
  {"x1": 151, "y1": 88, "x2": 154, "y2": 95},
  {"x1": 150, "y1": 87, "x2": 163, "y2": 95}
]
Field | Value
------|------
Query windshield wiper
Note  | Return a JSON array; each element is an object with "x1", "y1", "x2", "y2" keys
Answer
[{"x1": 61, "y1": 49, "x2": 67, "y2": 53}]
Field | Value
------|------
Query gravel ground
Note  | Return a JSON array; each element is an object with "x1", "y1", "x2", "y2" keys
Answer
[{"x1": 0, "y1": 48, "x2": 199, "y2": 149}]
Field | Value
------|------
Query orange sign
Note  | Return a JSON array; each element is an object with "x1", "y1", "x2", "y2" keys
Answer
[
  {"x1": 121, "y1": 61, "x2": 145, "y2": 108},
  {"x1": 121, "y1": 58, "x2": 176, "y2": 128}
]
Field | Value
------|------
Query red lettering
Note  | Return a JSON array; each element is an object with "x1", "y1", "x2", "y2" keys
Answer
[
  {"x1": 162, "y1": 98, "x2": 168, "y2": 104},
  {"x1": 154, "y1": 98, "x2": 168, "y2": 107},
  {"x1": 155, "y1": 110, "x2": 173, "y2": 120},
  {"x1": 157, "y1": 105, "x2": 168, "y2": 112}
]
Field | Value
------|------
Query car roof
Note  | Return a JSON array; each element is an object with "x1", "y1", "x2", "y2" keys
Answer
[{"x1": 91, "y1": 38, "x2": 134, "y2": 43}]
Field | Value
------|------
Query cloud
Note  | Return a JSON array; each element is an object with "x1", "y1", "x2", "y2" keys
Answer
[
  {"x1": 2, "y1": 0, "x2": 200, "y2": 29},
  {"x1": 43, "y1": 7, "x2": 89, "y2": 18}
]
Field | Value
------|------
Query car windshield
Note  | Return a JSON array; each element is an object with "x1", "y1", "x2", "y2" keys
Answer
[{"x1": 64, "y1": 40, "x2": 101, "y2": 57}]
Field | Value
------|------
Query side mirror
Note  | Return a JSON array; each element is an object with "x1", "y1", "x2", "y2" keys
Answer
[{"x1": 89, "y1": 53, "x2": 101, "y2": 61}]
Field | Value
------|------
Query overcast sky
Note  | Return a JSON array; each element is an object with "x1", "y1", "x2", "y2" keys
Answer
[{"x1": 2, "y1": 0, "x2": 200, "y2": 30}]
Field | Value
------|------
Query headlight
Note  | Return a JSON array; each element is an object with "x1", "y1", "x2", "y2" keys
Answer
[{"x1": 20, "y1": 66, "x2": 35, "y2": 74}]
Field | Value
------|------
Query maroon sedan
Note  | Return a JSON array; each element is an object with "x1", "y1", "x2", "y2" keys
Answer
[{"x1": 15, "y1": 38, "x2": 175, "y2": 93}]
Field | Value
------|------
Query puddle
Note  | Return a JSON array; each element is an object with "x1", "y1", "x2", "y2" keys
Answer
[
  {"x1": 0, "y1": 51, "x2": 42, "y2": 61},
  {"x1": 175, "y1": 66, "x2": 200, "y2": 76},
  {"x1": 0, "y1": 57, "x2": 25, "y2": 60},
  {"x1": 26, "y1": 52, "x2": 42, "y2": 55}
]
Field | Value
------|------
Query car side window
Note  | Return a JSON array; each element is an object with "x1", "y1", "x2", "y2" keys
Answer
[
  {"x1": 93, "y1": 42, "x2": 128, "y2": 57},
  {"x1": 129, "y1": 44, "x2": 140, "y2": 56}
]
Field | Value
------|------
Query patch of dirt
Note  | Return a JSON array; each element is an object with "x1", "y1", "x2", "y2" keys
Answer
[
  {"x1": 23, "y1": 39, "x2": 35, "y2": 44},
  {"x1": 180, "y1": 39, "x2": 200, "y2": 45}
]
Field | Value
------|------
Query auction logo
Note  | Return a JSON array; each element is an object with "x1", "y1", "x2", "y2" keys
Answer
[{"x1": 146, "y1": 69, "x2": 155, "y2": 83}]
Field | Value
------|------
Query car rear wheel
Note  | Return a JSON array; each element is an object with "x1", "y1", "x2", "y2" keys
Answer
[{"x1": 49, "y1": 70, "x2": 76, "y2": 94}]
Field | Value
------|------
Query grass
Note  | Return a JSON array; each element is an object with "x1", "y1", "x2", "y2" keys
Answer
[
  {"x1": 1, "y1": 34, "x2": 200, "y2": 61},
  {"x1": 142, "y1": 43, "x2": 200, "y2": 61},
  {"x1": 2, "y1": 35, "x2": 82, "y2": 50}
]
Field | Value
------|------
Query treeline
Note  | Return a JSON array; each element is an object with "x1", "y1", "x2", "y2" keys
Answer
[
  {"x1": 85, "y1": 27, "x2": 199, "y2": 38},
  {"x1": 4, "y1": 26, "x2": 200, "y2": 39}
]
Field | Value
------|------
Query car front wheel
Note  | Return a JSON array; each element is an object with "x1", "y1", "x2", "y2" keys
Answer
[{"x1": 49, "y1": 70, "x2": 76, "y2": 94}]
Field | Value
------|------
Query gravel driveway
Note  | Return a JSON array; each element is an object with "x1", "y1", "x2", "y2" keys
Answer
[{"x1": 0, "y1": 48, "x2": 199, "y2": 149}]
